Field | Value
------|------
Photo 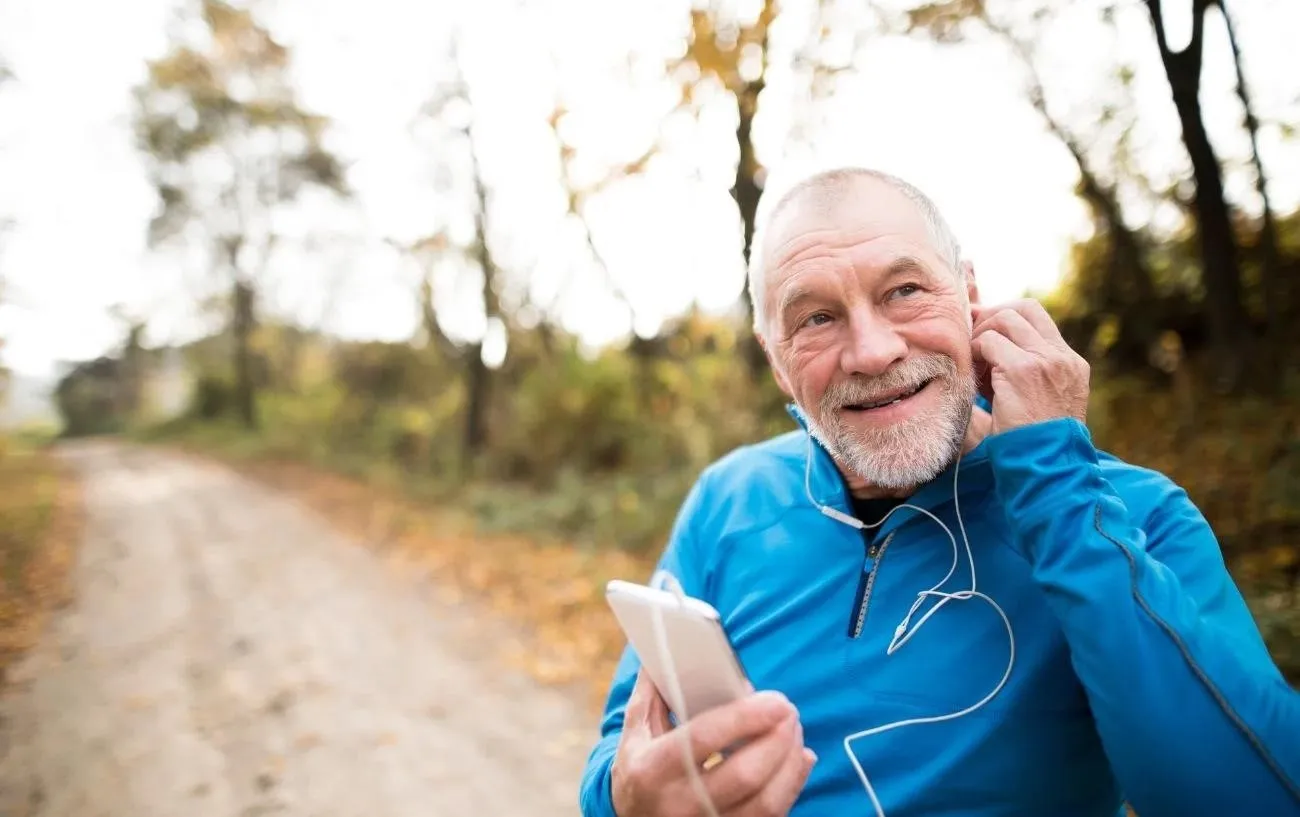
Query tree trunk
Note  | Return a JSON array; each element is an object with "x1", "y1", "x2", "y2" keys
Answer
[
  {"x1": 1071, "y1": 145, "x2": 1163, "y2": 365},
  {"x1": 1176, "y1": 84, "x2": 1250, "y2": 386},
  {"x1": 232, "y1": 279, "x2": 259, "y2": 429},
  {"x1": 460, "y1": 253, "x2": 495, "y2": 471},
  {"x1": 979, "y1": 15, "x2": 1159, "y2": 364},
  {"x1": 280, "y1": 328, "x2": 302, "y2": 392},
  {"x1": 444, "y1": 38, "x2": 501, "y2": 474},
  {"x1": 1144, "y1": 0, "x2": 1250, "y2": 389},
  {"x1": 731, "y1": 73, "x2": 769, "y2": 382},
  {"x1": 119, "y1": 322, "x2": 146, "y2": 420},
  {"x1": 1217, "y1": 0, "x2": 1282, "y2": 352},
  {"x1": 418, "y1": 273, "x2": 458, "y2": 362},
  {"x1": 462, "y1": 112, "x2": 498, "y2": 471},
  {"x1": 463, "y1": 341, "x2": 489, "y2": 466},
  {"x1": 1061, "y1": 131, "x2": 1154, "y2": 304}
]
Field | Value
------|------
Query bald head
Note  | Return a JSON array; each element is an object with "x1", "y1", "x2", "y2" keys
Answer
[{"x1": 748, "y1": 168, "x2": 964, "y2": 339}]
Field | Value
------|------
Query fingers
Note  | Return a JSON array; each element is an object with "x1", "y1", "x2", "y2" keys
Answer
[
  {"x1": 625, "y1": 669, "x2": 652, "y2": 723},
  {"x1": 972, "y1": 328, "x2": 1033, "y2": 372},
  {"x1": 617, "y1": 683, "x2": 814, "y2": 817},
  {"x1": 726, "y1": 740, "x2": 818, "y2": 817},
  {"x1": 626, "y1": 670, "x2": 671, "y2": 738},
  {"x1": 971, "y1": 298, "x2": 1064, "y2": 345},
  {"x1": 644, "y1": 691, "x2": 797, "y2": 780},
  {"x1": 973, "y1": 306, "x2": 1044, "y2": 352},
  {"x1": 688, "y1": 691, "x2": 798, "y2": 764},
  {"x1": 645, "y1": 680, "x2": 671, "y2": 738},
  {"x1": 1017, "y1": 298, "x2": 1065, "y2": 342},
  {"x1": 701, "y1": 711, "x2": 802, "y2": 812}
]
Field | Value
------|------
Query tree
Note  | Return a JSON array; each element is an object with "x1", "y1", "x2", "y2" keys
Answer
[
  {"x1": 1143, "y1": 0, "x2": 1250, "y2": 389},
  {"x1": 390, "y1": 233, "x2": 459, "y2": 364},
  {"x1": 107, "y1": 304, "x2": 148, "y2": 421},
  {"x1": 894, "y1": 1, "x2": 1161, "y2": 365},
  {"x1": 406, "y1": 35, "x2": 504, "y2": 471},
  {"x1": 54, "y1": 357, "x2": 132, "y2": 437},
  {"x1": 667, "y1": 0, "x2": 862, "y2": 379},
  {"x1": 546, "y1": 104, "x2": 651, "y2": 334},
  {"x1": 132, "y1": 0, "x2": 348, "y2": 429},
  {"x1": 1216, "y1": 0, "x2": 1282, "y2": 351}
]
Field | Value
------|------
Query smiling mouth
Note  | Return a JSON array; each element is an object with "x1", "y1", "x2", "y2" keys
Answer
[{"x1": 843, "y1": 379, "x2": 935, "y2": 412}]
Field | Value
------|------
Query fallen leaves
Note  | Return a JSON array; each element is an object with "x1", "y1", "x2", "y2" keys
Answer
[{"x1": 0, "y1": 441, "x2": 83, "y2": 686}]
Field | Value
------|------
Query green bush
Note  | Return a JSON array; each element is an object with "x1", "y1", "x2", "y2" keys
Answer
[
  {"x1": 139, "y1": 312, "x2": 1300, "y2": 682},
  {"x1": 191, "y1": 374, "x2": 234, "y2": 420}
]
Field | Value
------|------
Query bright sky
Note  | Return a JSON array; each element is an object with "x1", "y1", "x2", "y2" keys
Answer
[{"x1": 0, "y1": 0, "x2": 1296, "y2": 379}]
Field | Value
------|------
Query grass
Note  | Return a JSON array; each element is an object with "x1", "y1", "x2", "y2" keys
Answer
[
  {"x1": 136, "y1": 368, "x2": 1300, "y2": 703},
  {"x1": 0, "y1": 435, "x2": 81, "y2": 684}
]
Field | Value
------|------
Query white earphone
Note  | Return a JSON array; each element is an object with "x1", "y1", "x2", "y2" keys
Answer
[
  {"x1": 648, "y1": 410, "x2": 1016, "y2": 817},
  {"x1": 809, "y1": 431, "x2": 1015, "y2": 817}
]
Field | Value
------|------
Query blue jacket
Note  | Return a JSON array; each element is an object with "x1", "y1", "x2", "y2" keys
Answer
[{"x1": 579, "y1": 406, "x2": 1300, "y2": 817}]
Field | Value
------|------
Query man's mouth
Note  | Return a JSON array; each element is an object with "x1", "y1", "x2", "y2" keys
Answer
[{"x1": 842, "y1": 379, "x2": 934, "y2": 412}]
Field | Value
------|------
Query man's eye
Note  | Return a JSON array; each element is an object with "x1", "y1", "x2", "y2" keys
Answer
[
  {"x1": 891, "y1": 284, "x2": 920, "y2": 299},
  {"x1": 802, "y1": 313, "x2": 832, "y2": 328}
]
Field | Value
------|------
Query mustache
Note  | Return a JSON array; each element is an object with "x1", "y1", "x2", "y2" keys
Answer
[{"x1": 820, "y1": 355, "x2": 957, "y2": 409}]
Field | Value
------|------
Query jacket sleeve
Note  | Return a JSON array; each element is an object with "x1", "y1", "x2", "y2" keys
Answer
[
  {"x1": 578, "y1": 474, "x2": 713, "y2": 817},
  {"x1": 985, "y1": 417, "x2": 1300, "y2": 817}
]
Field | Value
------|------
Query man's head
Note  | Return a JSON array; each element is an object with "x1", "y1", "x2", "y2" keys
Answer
[{"x1": 750, "y1": 167, "x2": 981, "y2": 494}]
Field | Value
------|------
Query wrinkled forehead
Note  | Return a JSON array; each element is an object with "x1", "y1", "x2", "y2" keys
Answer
[{"x1": 762, "y1": 176, "x2": 935, "y2": 274}]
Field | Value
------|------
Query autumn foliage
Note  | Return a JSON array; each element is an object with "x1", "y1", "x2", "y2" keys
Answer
[
  {"x1": 0, "y1": 438, "x2": 80, "y2": 684},
  {"x1": 39, "y1": 0, "x2": 1299, "y2": 704},
  {"x1": 138, "y1": 286, "x2": 1300, "y2": 703}
]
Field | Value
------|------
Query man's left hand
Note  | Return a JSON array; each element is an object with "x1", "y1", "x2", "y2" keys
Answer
[{"x1": 970, "y1": 299, "x2": 1090, "y2": 436}]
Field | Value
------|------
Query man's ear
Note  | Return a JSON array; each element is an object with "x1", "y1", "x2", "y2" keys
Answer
[
  {"x1": 756, "y1": 331, "x2": 794, "y2": 397},
  {"x1": 959, "y1": 260, "x2": 980, "y2": 306},
  {"x1": 959, "y1": 260, "x2": 980, "y2": 333}
]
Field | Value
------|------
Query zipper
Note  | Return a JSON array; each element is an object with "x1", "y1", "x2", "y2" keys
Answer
[{"x1": 847, "y1": 532, "x2": 895, "y2": 638}]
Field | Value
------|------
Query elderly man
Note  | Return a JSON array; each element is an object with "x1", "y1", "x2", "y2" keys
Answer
[{"x1": 578, "y1": 167, "x2": 1299, "y2": 817}]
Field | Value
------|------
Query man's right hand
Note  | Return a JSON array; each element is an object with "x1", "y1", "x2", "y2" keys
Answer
[{"x1": 610, "y1": 671, "x2": 817, "y2": 817}]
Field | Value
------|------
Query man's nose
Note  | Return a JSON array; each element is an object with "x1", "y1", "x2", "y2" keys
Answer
[{"x1": 839, "y1": 308, "x2": 907, "y2": 377}]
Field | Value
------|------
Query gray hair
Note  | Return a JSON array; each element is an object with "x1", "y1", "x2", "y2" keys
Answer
[{"x1": 747, "y1": 167, "x2": 964, "y2": 339}]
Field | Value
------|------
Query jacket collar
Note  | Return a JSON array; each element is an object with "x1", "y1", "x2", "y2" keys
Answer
[{"x1": 784, "y1": 398, "x2": 994, "y2": 538}]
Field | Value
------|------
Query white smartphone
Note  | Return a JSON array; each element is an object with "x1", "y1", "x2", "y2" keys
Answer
[{"x1": 605, "y1": 578, "x2": 751, "y2": 722}]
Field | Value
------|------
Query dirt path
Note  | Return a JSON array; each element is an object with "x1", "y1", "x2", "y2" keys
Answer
[{"x1": 0, "y1": 441, "x2": 598, "y2": 817}]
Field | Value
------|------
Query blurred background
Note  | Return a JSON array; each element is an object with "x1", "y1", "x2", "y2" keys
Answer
[{"x1": 0, "y1": 0, "x2": 1297, "y2": 765}]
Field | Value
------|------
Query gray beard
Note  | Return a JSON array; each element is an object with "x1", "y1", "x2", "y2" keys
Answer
[{"x1": 802, "y1": 354, "x2": 976, "y2": 492}]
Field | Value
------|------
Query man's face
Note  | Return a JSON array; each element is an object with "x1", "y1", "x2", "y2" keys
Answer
[{"x1": 759, "y1": 178, "x2": 980, "y2": 492}]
